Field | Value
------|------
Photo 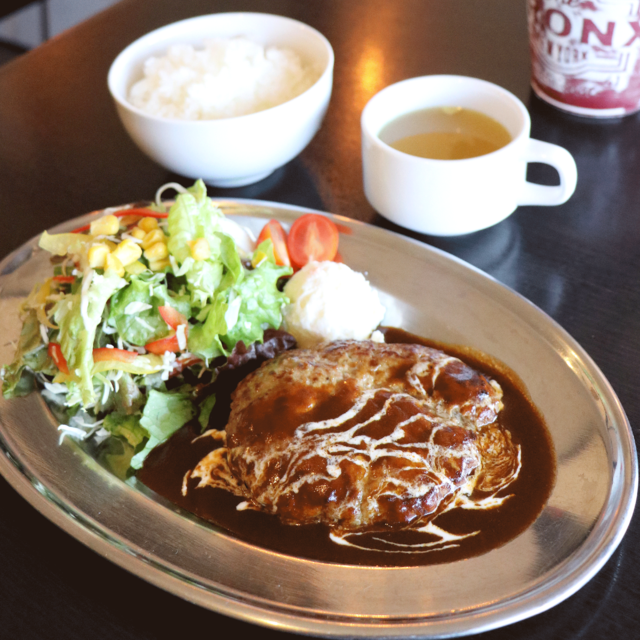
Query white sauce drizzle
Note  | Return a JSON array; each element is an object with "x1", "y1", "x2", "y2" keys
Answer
[
  {"x1": 187, "y1": 347, "x2": 523, "y2": 555},
  {"x1": 330, "y1": 521, "x2": 479, "y2": 554}
]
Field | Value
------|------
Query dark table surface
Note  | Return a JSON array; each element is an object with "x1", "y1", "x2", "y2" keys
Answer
[{"x1": 0, "y1": 0, "x2": 638, "y2": 638}]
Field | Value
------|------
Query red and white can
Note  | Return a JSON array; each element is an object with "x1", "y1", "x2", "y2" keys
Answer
[{"x1": 528, "y1": 0, "x2": 640, "y2": 117}]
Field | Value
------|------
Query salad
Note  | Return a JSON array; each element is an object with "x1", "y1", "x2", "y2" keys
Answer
[{"x1": 0, "y1": 180, "x2": 341, "y2": 477}]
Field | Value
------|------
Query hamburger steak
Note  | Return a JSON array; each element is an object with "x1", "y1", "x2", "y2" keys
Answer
[{"x1": 186, "y1": 340, "x2": 522, "y2": 534}]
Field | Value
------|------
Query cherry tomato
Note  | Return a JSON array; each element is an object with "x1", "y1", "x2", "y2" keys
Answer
[
  {"x1": 92, "y1": 347, "x2": 138, "y2": 363},
  {"x1": 287, "y1": 214, "x2": 339, "y2": 270},
  {"x1": 256, "y1": 219, "x2": 291, "y2": 267},
  {"x1": 48, "y1": 342, "x2": 69, "y2": 375},
  {"x1": 145, "y1": 333, "x2": 180, "y2": 355},
  {"x1": 158, "y1": 305, "x2": 188, "y2": 330}
]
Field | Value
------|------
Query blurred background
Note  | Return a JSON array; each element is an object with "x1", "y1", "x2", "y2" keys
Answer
[{"x1": 0, "y1": 0, "x2": 117, "y2": 64}]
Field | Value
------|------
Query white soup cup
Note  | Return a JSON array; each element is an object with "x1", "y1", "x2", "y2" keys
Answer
[{"x1": 361, "y1": 75, "x2": 578, "y2": 236}]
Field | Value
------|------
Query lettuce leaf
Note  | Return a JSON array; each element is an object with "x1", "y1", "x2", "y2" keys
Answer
[
  {"x1": 1, "y1": 308, "x2": 53, "y2": 398},
  {"x1": 187, "y1": 238, "x2": 290, "y2": 359},
  {"x1": 166, "y1": 180, "x2": 222, "y2": 261},
  {"x1": 103, "y1": 411, "x2": 147, "y2": 447},
  {"x1": 166, "y1": 180, "x2": 227, "y2": 308},
  {"x1": 130, "y1": 389, "x2": 195, "y2": 469},
  {"x1": 198, "y1": 394, "x2": 216, "y2": 431},
  {"x1": 187, "y1": 299, "x2": 227, "y2": 362},
  {"x1": 222, "y1": 257, "x2": 291, "y2": 350},
  {"x1": 216, "y1": 231, "x2": 244, "y2": 290},
  {"x1": 112, "y1": 372, "x2": 146, "y2": 415},
  {"x1": 100, "y1": 412, "x2": 148, "y2": 479},
  {"x1": 107, "y1": 276, "x2": 191, "y2": 346},
  {"x1": 53, "y1": 270, "x2": 126, "y2": 406}
]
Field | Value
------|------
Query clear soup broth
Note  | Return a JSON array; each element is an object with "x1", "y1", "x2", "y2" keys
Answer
[{"x1": 379, "y1": 107, "x2": 512, "y2": 160}]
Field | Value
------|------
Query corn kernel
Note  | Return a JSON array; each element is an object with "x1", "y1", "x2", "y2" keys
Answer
[
  {"x1": 144, "y1": 241, "x2": 169, "y2": 261},
  {"x1": 90, "y1": 215, "x2": 120, "y2": 237},
  {"x1": 87, "y1": 244, "x2": 110, "y2": 269},
  {"x1": 189, "y1": 238, "x2": 210, "y2": 261},
  {"x1": 141, "y1": 229, "x2": 166, "y2": 250},
  {"x1": 104, "y1": 252, "x2": 125, "y2": 277},
  {"x1": 117, "y1": 214, "x2": 142, "y2": 228},
  {"x1": 125, "y1": 260, "x2": 148, "y2": 275},
  {"x1": 138, "y1": 217, "x2": 159, "y2": 232},
  {"x1": 130, "y1": 227, "x2": 146, "y2": 240},
  {"x1": 251, "y1": 250, "x2": 267, "y2": 269},
  {"x1": 112, "y1": 239, "x2": 143, "y2": 266},
  {"x1": 148, "y1": 258, "x2": 171, "y2": 272}
]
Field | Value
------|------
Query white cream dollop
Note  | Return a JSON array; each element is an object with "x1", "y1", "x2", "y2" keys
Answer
[{"x1": 282, "y1": 261, "x2": 386, "y2": 349}]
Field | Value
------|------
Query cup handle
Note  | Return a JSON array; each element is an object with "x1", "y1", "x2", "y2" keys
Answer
[{"x1": 517, "y1": 138, "x2": 578, "y2": 206}]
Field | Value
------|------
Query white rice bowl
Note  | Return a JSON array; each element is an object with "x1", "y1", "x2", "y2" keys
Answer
[{"x1": 128, "y1": 37, "x2": 320, "y2": 120}]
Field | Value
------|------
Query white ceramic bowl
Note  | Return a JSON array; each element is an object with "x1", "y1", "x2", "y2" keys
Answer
[{"x1": 108, "y1": 13, "x2": 334, "y2": 188}]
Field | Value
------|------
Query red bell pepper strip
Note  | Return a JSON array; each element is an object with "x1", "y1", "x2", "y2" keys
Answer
[
  {"x1": 48, "y1": 342, "x2": 70, "y2": 375},
  {"x1": 158, "y1": 305, "x2": 188, "y2": 330},
  {"x1": 145, "y1": 333, "x2": 180, "y2": 354},
  {"x1": 145, "y1": 305, "x2": 189, "y2": 354}
]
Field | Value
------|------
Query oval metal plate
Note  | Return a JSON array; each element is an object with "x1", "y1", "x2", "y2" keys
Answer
[{"x1": 0, "y1": 199, "x2": 636, "y2": 637}]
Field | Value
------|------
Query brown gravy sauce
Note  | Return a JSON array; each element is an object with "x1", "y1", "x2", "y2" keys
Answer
[{"x1": 138, "y1": 328, "x2": 556, "y2": 567}]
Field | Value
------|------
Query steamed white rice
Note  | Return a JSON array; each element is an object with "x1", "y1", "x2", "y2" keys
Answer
[{"x1": 128, "y1": 36, "x2": 320, "y2": 120}]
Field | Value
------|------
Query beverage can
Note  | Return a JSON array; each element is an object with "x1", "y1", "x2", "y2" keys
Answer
[{"x1": 528, "y1": 0, "x2": 640, "y2": 117}]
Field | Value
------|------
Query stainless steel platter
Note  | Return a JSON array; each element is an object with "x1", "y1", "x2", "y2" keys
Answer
[{"x1": 0, "y1": 199, "x2": 636, "y2": 638}]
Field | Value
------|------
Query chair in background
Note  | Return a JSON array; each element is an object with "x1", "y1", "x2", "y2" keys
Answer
[{"x1": 0, "y1": 0, "x2": 48, "y2": 60}]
